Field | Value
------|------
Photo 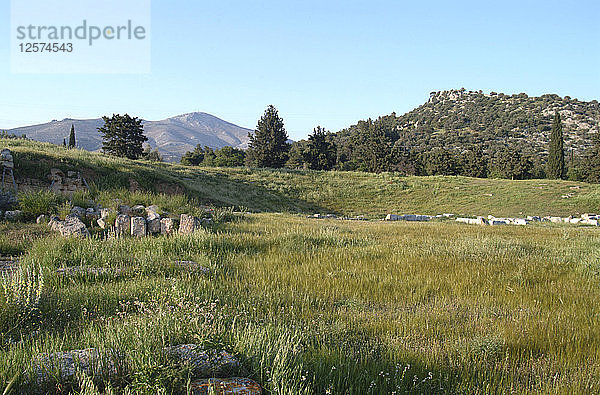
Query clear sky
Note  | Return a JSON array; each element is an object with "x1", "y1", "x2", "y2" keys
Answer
[{"x1": 1, "y1": 0, "x2": 599, "y2": 140}]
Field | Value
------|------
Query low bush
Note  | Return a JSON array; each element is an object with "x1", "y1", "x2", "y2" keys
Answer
[{"x1": 18, "y1": 190, "x2": 59, "y2": 220}]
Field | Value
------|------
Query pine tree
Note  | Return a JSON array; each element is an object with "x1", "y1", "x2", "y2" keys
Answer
[
  {"x1": 547, "y1": 111, "x2": 565, "y2": 179},
  {"x1": 99, "y1": 114, "x2": 148, "y2": 160},
  {"x1": 68, "y1": 124, "x2": 76, "y2": 148},
  {"x1": 306, "y1": 126, "x2": 336, "y2": 170},
  {"x1": 352, "y1": 120, "x2": 390, "y2": 173},
  {"x1": 246, "y1": 105, "x2": 289, "y2": 168}
]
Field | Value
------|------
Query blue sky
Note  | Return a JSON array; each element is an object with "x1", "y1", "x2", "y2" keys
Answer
[{"x1": 1, "y1": 0, "x2": 599, "y2": 140}]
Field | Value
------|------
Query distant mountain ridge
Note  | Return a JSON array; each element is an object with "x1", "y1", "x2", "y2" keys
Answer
[{"x1": 3, "y1": 112, "x2": 252, "y2": 162}]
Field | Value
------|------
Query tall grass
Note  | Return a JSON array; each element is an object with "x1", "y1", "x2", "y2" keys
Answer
[
  {"x1": 0, "y1": 215, "x2": 599, "y2": 393},
  {"x1": 18, "y1": 190, "x2": 60, "y2": 220}
]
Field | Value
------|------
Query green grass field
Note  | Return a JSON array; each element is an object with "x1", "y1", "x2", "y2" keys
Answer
[
  {"x1": 2, "y1": 216, "x2": 600, "y2": 393},
  {"x1": 1, "y1": 138, "x2": 600, "y2": 393},
  {"x1": 5, "y1": 138, "x2": 600, "y2": 217}
]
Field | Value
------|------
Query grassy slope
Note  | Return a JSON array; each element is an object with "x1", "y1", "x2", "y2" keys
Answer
[
  {"x1": 196, "y1": 168, "x2": 600, "y2": 217},
  {"x1": 5, "y1": 138, "x2": 600, "y2": 217}
]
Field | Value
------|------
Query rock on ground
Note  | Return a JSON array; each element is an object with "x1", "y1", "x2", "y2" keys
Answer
[
  {"x1": 189, "y1": 378, "x2": 262, "y2": 395},
  {"x1": 118, "y1": 205, "x2": 132, "y2": 216},
  {"x1": 4, "y1": 210, "x2": 22, "y2": 221},
  {"x1": 115, "y1": 214, "x2": 131, "y2": 236},
  {"x1": 179, "y1": 214, "x2": 201, "y2": 235},
  {"x1": 160, "y1": 217, "x2": 175, "y2": 235},
  {"x1": 70, "y1": 206, "x2": 86, "y2": 219},
  {"x1": 33, "y1": 348, "x2": 118, "y2": 384},
  {"x1": 147, "y1": 212, "x2": 161, "y2": 234},
  {"x1": 385, "y1": 214, "x2": 431, "y2": 222},
  {"x1": 131, "y1": 205, "x2": 146, "y2": 215},
  {"x1": 131, "y1": 216, "x2": 147, "y2": 237},
  {"x1": 146, "y1": 205, "x2": 160, "y2": 215},
  {"x1": 164, "y1": 344, "x2": 239, "y2": 377},
  {"x1": 51, "y1": 216, "x2": 90, "y2": 238}
]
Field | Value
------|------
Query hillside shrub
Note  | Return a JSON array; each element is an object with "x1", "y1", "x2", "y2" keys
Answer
[{"x1": 18, "y1": 190, "x2": 59, "y2": 220}]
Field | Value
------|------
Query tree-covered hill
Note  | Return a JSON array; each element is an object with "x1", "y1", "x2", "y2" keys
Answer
[
  {"x1": 332, "y1": 89, "x2": 599, "y2": 177},
  {"x1": 397, "y1": 89, "x2": 599, "y2": 154}
]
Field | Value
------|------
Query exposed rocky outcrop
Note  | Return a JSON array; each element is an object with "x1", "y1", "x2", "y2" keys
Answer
[{"x1": 32, "y1": 344, "x2": 258, "y2": 392}]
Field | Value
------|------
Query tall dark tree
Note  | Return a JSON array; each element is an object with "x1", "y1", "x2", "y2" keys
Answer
[
  {"x1": 181, "y1": 144, "x2": 206, "y2": 166},
  {"x1": 458, "y1": 145, "x2": 488, "y2": 178},
  {"x1": 142, "y1": 145, "x2": 162, "y2": 162},
  {"x1": 423, "y1": 148, "x2": 458, "y2": 176},
  {"x1": 576, "y1": 133, "x2": 600, "y2": 182},
  {"x1": 547, "y1": 112, "x2": 565, "y2": 179},
  {"x1": 213, "y1": 146, "x2": 246, "y2": 167},
  {"x1": 246, "y1": 105, "x2": 289, "y2": 168},
  {"x1": 489, "y1": 145, "x2": 533, "y2": 180},
  {"x1": 387, "y1": 144, "x2": 424, "y2": 175},
  {"x1": 352, "y1": 120, "x2": 391, "y2": 173},
  {"x1": 68, "y1": 124, "x2": 76, "y2": 148},
  {"x1": 305, "y1": 126, "x2": 336, "y2": 170},
  {"x1": 285, "y1": 140, "x2": 309, "y2": 169},
  {"x1": 99, "y1": 114, "x2": 148, "y2": 160}
]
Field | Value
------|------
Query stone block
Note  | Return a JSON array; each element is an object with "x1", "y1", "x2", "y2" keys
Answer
[
  {"x1": 131, "y1": 217, "x2": 147, "y2": 237},
  {"x1": 115, "y1": 214, "x2": 131, "y2": 236},
  {"x1": 147, "y1": 212, "x2": 161, "y2": 234},
  {"x1": 179, "y1": 214, "x2": 200, "y2": 234},
  {"x1": 160, "y1": 218, "x2": 175, "y2": 235}
]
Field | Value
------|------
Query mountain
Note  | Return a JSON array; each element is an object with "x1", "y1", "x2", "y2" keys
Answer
[{"x1": 3, "y1": 112, "x2": 252, "y2": 162}]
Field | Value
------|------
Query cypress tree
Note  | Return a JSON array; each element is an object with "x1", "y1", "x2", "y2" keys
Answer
[
  {"x1": 246, "y1": 105, "x2": 289, "y2": 168},
  {"x1": 547, "y1": 111, "x2": 565, "y2": 179},
  {"x1": 68, "y1": 124, "x2": 76, "y2": 148},
  {"x1": 62, "y1": 138, "x2": 66, "y2": 147}
]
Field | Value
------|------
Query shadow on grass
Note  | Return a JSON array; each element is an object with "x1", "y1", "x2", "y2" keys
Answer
[{"x1": 184, "y1": 170, "x2": 331, "y2": 214}]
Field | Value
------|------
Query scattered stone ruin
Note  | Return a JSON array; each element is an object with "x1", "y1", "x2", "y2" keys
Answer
[
  {"x1": 382, "y1": 212, "x2": 600, "y2": 227},
  {"x1": 456, "y1": 213, "x2": 600, "y2": 226},
  {"x1": 49, "y1": 168, "x2": 88, "y2": 195},
  {"x1": 43, "y1": 203, "x2": 212, "y2": 238}
]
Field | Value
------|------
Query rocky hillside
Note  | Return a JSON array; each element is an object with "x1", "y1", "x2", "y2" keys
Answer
[
  {"x1": 4, "y1": 112, "x2": 252, "y2": 162},
  {"x1": 393, "y1": 89, "x2": 600, "y2": 156}
]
